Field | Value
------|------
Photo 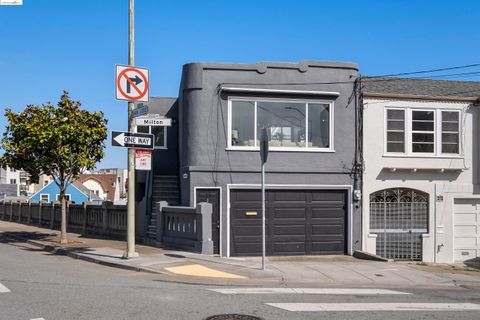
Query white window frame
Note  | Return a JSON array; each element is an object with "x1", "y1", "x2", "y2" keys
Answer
[
  {"x1": 55, "y1": 194, "x2": 71, "y2": 202},
  {"x1": 385, "y1": 108, "x2": 406, "y2": 154},
  {"x1": 440, "y1": 110, "x2": 461, "y2": 155},
  {"x1": 384, "y1": 107, "x2": 462, "y2": 157},
  {"x1": 134, "y1": 125, "x2": 168, "y2": 149},
  {"x1": 227, "y1": 96, "x2": 335, "y2": 152},
  {"x1": 410, "y1": 108, "x2": 436, "y2": 155},
  {"x1": 40, "y1": 194, "x2": 50, "y2": 203}
]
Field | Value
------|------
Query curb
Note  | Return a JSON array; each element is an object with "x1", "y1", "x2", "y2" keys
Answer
[
  {"x1": 2, "y1": 232, "x2": 162, "y2": 275},
  {"x1": 24, "y1": 239, "x2": 164, "y2": 275},
  {"x1": 3, "y1": 233, "x2": 284, "y2": 286}
]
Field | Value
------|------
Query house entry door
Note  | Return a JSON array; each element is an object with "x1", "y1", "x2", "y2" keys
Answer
[{"x1": 370, "y1": 188, "x2": 428, "y2": 261}]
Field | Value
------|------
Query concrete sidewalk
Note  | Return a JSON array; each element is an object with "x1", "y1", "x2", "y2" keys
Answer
[{"x1": 1, "y1": 221, "x2": 479, "y2": 288}]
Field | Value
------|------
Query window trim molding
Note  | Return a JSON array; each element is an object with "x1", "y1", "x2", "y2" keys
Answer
[
  {"x1": 440, "y1": 109, "x2": 461, "y2": 155},
  {"x1": 385, "y1": 108, "x2": 406, "y2": 154},
  {"x1": 227, "y1": 96, "x2": 335, "y2": 152},
  {"x1": 220, "y1": 86, "x2": 340, "y2": 97},
  {"x1": 383, "y1": 106, "x2": 463, "y2": 157},
  {"x1": 410, "y1": 108, "x2": 436, "y2": 155}
]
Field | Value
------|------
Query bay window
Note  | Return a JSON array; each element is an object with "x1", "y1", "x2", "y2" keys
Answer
[
  {"x1": 229, "y1": 98, "x2": 333, "y2": 151},
  {"x1": 385, "y1": 108, "x2": 461, "y2": 156}
]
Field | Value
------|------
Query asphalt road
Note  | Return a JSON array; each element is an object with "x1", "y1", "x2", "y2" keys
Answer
[{"x1": 1, "y1": 235, "x2": 480, "y2": 320}]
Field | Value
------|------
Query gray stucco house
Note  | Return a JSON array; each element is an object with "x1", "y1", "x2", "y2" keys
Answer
[{"x1": 136, "y1": 60, "x2": 362, "y2": 257}]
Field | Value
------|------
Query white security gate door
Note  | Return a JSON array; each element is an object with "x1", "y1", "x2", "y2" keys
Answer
[
  {"x1": 370, "y1": 188, "x2": 428, "y2": 261},
  {"x1": 454, "y1": 199, "x2": 480, "y2": 262}
]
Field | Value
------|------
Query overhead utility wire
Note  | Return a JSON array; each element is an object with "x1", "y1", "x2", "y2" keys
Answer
[
  {"x1": 217, "y1": 63, "x2": 480, "y2": 87},
  {"x1": 377, "y1": 63, "x2": 480, "y2": 77}
]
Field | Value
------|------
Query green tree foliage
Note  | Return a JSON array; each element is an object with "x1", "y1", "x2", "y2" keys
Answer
[{"x1": 0, "y1": 91, "x2": 108, "y2": 243}]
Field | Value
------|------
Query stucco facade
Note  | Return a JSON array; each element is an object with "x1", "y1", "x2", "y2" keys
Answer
[
  {"x1": 362, "y1": 78, "x2": 480, "y2": 263},
  {"x1": 178, "y1": 61, "x2": 361, "y2": 256}
]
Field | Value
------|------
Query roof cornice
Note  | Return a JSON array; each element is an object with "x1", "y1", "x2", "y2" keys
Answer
[{"x1": 363, "y1": 92, "x2": 480, "y2": 103}]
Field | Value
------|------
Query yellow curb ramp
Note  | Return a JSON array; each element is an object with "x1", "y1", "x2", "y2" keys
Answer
[{"x1": 165, "y1": 264, "x2": 247, "y2": 279}]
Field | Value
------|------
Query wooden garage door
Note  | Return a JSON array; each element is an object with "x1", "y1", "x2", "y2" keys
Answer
[
  {"x1": 230, "y1": 189, "x2": 348, "y2": 256},
  {"x1": 454, "y1": 199, "x2": 480, "y2": 262}
]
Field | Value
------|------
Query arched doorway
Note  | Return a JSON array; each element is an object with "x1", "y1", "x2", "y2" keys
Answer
[{"x1": 370, "y1": 188, "x2": 428, "y2": 261}]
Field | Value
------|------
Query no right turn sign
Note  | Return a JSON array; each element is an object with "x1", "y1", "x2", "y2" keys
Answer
[{"x1": 115, "y1": 65, "x2": 149, "y2": 102}]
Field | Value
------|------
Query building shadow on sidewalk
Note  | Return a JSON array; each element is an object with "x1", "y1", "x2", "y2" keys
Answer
[
  {"x1": 464, "y1": 258, "x2": 480, "y2": 271},
  {"x1": 0, "y1": 231, "x2": 54, "y2": 243}
]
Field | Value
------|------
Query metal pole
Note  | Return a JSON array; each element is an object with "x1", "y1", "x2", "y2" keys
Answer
[
  {"x1": 124, "y1": 0, "x2": 138, "y2": 259},
  {"x1": 261, "y1": 162, "x2": 266, "y2": 270}
]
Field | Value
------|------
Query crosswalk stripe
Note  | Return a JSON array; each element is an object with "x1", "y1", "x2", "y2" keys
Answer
[
  {"x1": 0, "y1": 282, "x2": 11, "y2": 293},
  {"x1": 210, "y1": 288, "x2": 410, "y2": 295},
  {"x1": 266, "y1": 303, "x2": 480, "y2": 312},
  {"x1": 30, "y1": 318, "x2": 46, "y2": 320}
]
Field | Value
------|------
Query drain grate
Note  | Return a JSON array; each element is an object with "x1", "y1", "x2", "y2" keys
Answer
[{"x1": 205, "y1": 315, "x2": 263, "y2": 320}]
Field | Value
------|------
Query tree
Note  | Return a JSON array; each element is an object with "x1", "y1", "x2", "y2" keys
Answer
[{"x1": 0, "y1": 91, "x2": 108, "y2": 243}]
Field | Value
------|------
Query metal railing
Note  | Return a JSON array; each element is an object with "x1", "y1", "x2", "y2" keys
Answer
[{"x1": 370, "y1": 188, "x2": 428, "y2": 261}]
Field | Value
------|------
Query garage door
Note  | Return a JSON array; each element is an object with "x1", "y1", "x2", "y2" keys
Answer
[
  {"x1": 230, "y1": 189, "x2": 348, "y2": 256},
  {"x1": 454, "y1": 199, "x2": 480, "y2": 262}
]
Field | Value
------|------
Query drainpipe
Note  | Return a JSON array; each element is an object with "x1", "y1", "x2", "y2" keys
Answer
[
  {"x1": 434, "y1": 183, "x2": 437, "y2": 263},
  {"x1": 353, "y1": 78, "x2": 363, "y2": 200},
  {"x1": 353, "y1": 77, "x2": 364, "y2": 252}
]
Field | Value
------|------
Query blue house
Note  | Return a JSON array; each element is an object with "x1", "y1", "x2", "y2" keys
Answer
[{"x1": 29, "y1": 180, "x2": 102, "y2": 204}]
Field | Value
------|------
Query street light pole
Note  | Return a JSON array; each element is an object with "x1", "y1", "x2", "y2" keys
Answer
[{"x1": 124, "y1": 0, "x2": 138, "y2": 259}]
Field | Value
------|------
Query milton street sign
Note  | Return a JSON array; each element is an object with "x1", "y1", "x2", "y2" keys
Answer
[
  {"x1": 135, "y1": 117, "x2": 172, "y2": 126},
  {"x1": 111, "y1": 131, "x2": 154, "y2": 149}
]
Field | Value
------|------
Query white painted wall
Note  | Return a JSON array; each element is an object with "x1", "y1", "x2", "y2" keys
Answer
[
  {"x1": 82, "y1": 179, "x2": 106, "y2": 200},
  {"x1": 363, "y1": 98, "x2": 477, "y2": 263}
]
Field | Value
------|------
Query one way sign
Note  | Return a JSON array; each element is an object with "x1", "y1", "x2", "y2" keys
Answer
[{"x1": 111, "y1": 131, "x2": 154, "y2": 149}]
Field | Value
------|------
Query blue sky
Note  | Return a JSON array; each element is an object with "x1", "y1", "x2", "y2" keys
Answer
[{"x1": 1, "y1": 0, "x2": 479, "y2": 168}]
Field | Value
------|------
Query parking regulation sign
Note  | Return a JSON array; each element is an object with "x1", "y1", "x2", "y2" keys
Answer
[
  {"x1": 135, "y1": 150, "x2": 152, "y2": 171},
  {"x1": 115, "y1": 65, "x2": 149, "y2": 102}
]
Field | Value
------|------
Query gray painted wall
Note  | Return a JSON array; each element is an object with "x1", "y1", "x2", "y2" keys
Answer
[{"x1": 174, "y1": 61, "x2": 362, "y2": 256}]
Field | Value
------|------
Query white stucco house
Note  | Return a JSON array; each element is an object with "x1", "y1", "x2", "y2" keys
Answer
[{"x1": 362, "y1": 77, "x2": 480, "y2": 263}]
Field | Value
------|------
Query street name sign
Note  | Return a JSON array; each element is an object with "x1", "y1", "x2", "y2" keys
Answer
[
  {"x1": 115, "y1": 65, "x2": 149, "y2": 102},
  {"x1": 131, "y1": 104, "x2": 149, "y2": 118},
  {"x1": 135, "y1": 117, "x2": 172, "y2": 127},
  {"x1": 111, "y1": 131, "x2": 154, "y2": 149}
]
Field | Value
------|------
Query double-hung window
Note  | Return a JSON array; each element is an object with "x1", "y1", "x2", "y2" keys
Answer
[
  {"x1": 441, "y1": 111, "x2": 460, "y2": 154},
  {"x1": 411, "y1": 110, "x2": 435, "y2": 153},
  {"x1": 385, "y1": 108, "x2": 461, "y2": 156},
  {"x1": 229, "y1": 98, "x2": 333, "y2": 151},
  {"x1": 386, "y1": 110, "x2": 405, "y2": 152}
]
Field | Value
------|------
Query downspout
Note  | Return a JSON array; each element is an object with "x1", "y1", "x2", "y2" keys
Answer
[{"x1": 353, "y1": 77, "x2": 364, "y2": 251}]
